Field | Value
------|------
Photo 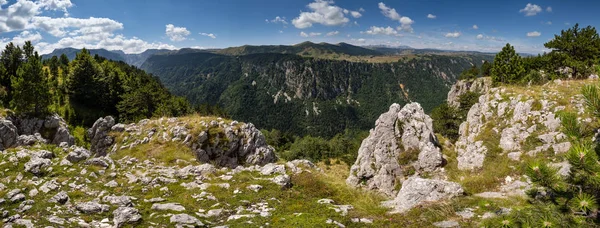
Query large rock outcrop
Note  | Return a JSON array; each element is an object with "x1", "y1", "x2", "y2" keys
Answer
[
  {"x1": 447, "y1": 77, "x2": 492, "y2": 108},
  {"x1": 456, "y1": 81, "x2": 581, "y2": 170},
  {"x1": 95, "y1": 116, "x2": 276, "y2": 167},
  {"x1": 0, "y1": 114, "x2": 74, "y2": 150},
  {"x1": 382, "y1": 177, "x2": 464, "y2": 214},
  {"x1": 88, "y1": 116, "x2": 116, "y2": 156},
  {"x1": 346, "y1": 103, "x2": 443, "y2": 197}
]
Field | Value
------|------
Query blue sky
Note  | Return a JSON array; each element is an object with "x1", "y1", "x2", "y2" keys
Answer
[{"x1": 0, "y1": 0, "x2": 598, "y2": 54}]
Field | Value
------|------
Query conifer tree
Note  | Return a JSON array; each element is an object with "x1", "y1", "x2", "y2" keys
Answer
[
  {"x1": 10, "y1": 42, "x2": 50, "y2": 116},
  {"x1": 491, "y1": 43, "x2": 525, "y2": 84}
]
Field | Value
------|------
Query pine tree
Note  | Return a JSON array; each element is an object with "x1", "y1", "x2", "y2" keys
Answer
[
  {"x1": 0, "y1": 42, "x2": 23, "y2": 105},
  {"x1": 545, "y1": 23, "x2": 600, "y2": 78},
  {"x1": 10, "y1": 45, "x2": 50, "y2": 117},
  {"x1": 491, "y1": 43, "x2": 526, "y2": 84},
  {"x1": 481, "y1": 60, "x2": 492, "y2": 76},
  {"x1": 67, "y1": 48, "x2": 104, "y2": 105}
]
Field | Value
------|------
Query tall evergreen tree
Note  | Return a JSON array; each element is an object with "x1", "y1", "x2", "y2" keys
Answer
[
  {"x1": 491, "y1": 43, "x2": 525, "y2": 84},
  {"x1": 67, "y1": 48, "x2": 103, "y2": 105},
  {"x1": 545, "y1": 23, "x2": 600, "y2": 78},
  {"x1": 0, "y1": 42, "x2": 23, "y2": 105},
  {"x1": 10, "y1": 50, "x2": 50, "y2": 116}
]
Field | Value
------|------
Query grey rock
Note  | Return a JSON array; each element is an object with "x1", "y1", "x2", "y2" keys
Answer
[
  {"x1": 48, "y1": 191, "x2": 69, "y2": 204},
  {"x1": 551, "y1": 161, "x2": 572, "y2": 177},
  {"x1": 347, "y1": 103, "x2": 442, "y2": 197},
  {"x1": 447, "y1": 77, "x2": 491, "y2": 108},
  {"x1": 271, "y1": 174, "x2": 291, "y2": 188},
  {"x1": 151, "y1": 203, "x2": 186, "y2": 211},
  {"x1": 260, "y1": 163, "x2": 286, "y2": 175},
  {"x1": 24, "y1": 157, "x2": 51, "y2": 175},
  {"x1": 17, "y1": 133, "x2": 47, "y2": 146},
  {"x1": 102, "y1": 195, "x2": 132, "y2": 206},
  {"x1": 383, "y1": 177, "x2": 464, "y2": 213},
  {"x1": 40, "y1": 180, "x2": 59, "y2": 193},
  {"x1": 85, "y1": 157, "x2": 109, "y2": 168},
  {"x1": 47, "y1": 216, "x2": 65, "y2": 225},
  {"x1": 247, "y1": 184, "x2": 263, "y2": 192},
  {"x1": 170, "y1": 213, "x2": 203, "y2": 226},
  {"x1": 75, "y1": 202, "x2": 110, "y2": 214},
  {"x1": 88, "y1": 116, "x2": 116, "y2": 156},
  {"x1": 113, "y1": 207, "x2": 142, "y2": 227},
  {"x1": 66, "y1": 147, "x2": 91, "y2": 163},
  {"x1": 0, "y1": 118, "x2": 18, "y2": 150},
  {"x1": 433, "y1": 220, "x2": 460, "y2": 228}
]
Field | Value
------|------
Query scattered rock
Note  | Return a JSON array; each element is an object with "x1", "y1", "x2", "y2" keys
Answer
[
  {"x1": 75, "y1": 202, "x2": 110, "y2": 214},
  {"x1": 88, "y1": 116, "x2": 116, "y2": 156},
  {"x1": 433, "y1": 220, "x2": 460, "y2": 228},
  {"x1": 383, "y1": 177, "x2": 464, "y2": 213},
  {"x1": 67, "y1": 147, "x2": 91, "y2": 163},
  {"x1": 271, "y1": 174, "x2": 291, "y2": 188},
  {"x1": 113, "y1": 207, "x2": 142, "y2": 227},
  {"x1": 151, "y1": 203, "x2": 186, "y2": 212},
  {"x1": 170, "y1": 214, "x2": 203, "y2": 226},
  {"x1": 24, "y1": 157, "x2": 51, "y2": 175},
  {"x1": 48, "y1": 191, "x2": 69, "y2": 205}
]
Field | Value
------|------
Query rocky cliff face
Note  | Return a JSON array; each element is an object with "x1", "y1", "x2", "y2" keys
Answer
[
  {"x1": 455, "y1": 80, "x2": 580, "y2": 170},
  {"x1": 89, "y1": 116, "x2": 277, "y2": 168},
  {"x1": 142, "y1": 52, "x2": 493, "y2": 137},
  {"x1": 0, "y1": 114, "x2": 74, "y2": 150},
  {"x1": 447, "y1": 77, "x2": 492, "y2": 107},
  {"x1": 345, "y1": 103, "x2": 464, "y2": 213}
]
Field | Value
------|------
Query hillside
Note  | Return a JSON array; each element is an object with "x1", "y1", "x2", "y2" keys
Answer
[
  {"x1": 216, "y1": 42, "x2": 383, "y2": 58},
  {"x1": 2, "y1": 78, "x2": 597, "y2": 227},
  {"x1": 141, "y1": 52, "x2": 493, "y2": 137},
  {"x1": 42, "y1": 48, "x2": 171, "y2": 67}
]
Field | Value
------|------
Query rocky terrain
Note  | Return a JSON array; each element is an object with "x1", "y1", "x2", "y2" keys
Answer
[{"x1": 0, "y1": 78, "x2": 596, "y2": 227}]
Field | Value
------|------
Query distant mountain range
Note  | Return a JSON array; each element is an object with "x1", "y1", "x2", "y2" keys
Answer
[
  {"x1": 42, "y1": 42, "x2": 504, "y2": 68},
  {"x1": 42, "y1": 48, "x2": 171, "y2": 67}
]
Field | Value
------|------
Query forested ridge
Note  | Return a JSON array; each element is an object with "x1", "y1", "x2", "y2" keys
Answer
[
  {"x1": 142, "y1": 51, "x2": 493, "y2": 137},
  {"x1": 0, "y1": 42, "x2": 190, "y2": 127}
]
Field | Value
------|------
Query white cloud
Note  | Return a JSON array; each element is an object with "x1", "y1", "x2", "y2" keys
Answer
[
  {"x1": 267, "y1": 16, "x2": 288, "y2": 24},
  {"x1": 279, "y1": 30, "x2": 283, "y2": 33},
  {"x1": 520, "y1": 3, "x2": 542, "y2": 16},
  {"x1": 378, "y1": 2, "x2": 414, "y2": 32},
  {"x1": 427, "y1": 14, "x2": 436, "y2": 19},
  {"x1": 527, "y1": 31, "x2": 541, "y2": 37},
  {"x1": 165, "y1": 24, "x2": 190, "y2": 41},
  {"x1": 0, "y1": 31, "x2": 43, "y2": 49},
  {"x1": 546, "y1": 6, "x2": 552, "y2": 12},
  {"x1": 199, "y1": 32, "x2": 216, "y2": 39},
  {"x1": 476, "y1": 34, "x2": 483, "y2": 39},
  {"x1": 350, "y1": 11, "x2": 362, "y2": 18},
  {"x1": 472, "y1": 24, "x2": 478, "y2": 30},
  {"x1": 444, "y1": 32, "x2": 461, "y2": 38},
  {"x1": 326, "y1": 31, "x2": 339, "y2": 36},
  {"x1": 31, "y1": 16, "x2": 123, "y2": 37},
  {"x1": 359, "y1": 7, "x2": 365, "y2": 12},
  {"x1": 300, "y1": 31, "x2": 321, "y2": 37},
  {"x1": 363, "y1": 26, "x2": 398, "y2": 36},
  {"x1": 38, "y1": 0, "x2": 73, "y2": 16},
  {"x1": 292, "y1": 0, "x2": 351, "y2": 29}
]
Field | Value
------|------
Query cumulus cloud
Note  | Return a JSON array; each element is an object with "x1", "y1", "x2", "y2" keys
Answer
[
  {"x1": 546, "y1": 6, "x2": 552, "y2": 12},
  {"x1": 199, "y1": 32, "x2": 216, "y2": 39},
  {"x1": 350, "y1": 11, "x2": 362, "y2": 18},
  {"x1": 476, "y1": 34, "x2": 484, "y2": 39},
  {"x1": 444, "y1": 32, "x2": 461, "y2": 38},
  {"x1": 267, "y1": 16, "x2": 288, "y2": 24},
  {"x1": 292, "y1": 0, "x2": 351, "y2": 29},
  {"x1": 0, "y1": 0, "x2": 177, "y2": 54},
  {"x1": 300, "y1": 31, "x2": 321, "y2": 37},
  {"x1": 165, "y1": 24, "x2": 191, "y2": 41},
  {"x1": 527, "y1": 31, "x2": 541, "y2": 37},
  {"x1": 38, "y1": 0, "x2": 73, "y2": 16},
  {"x1": 427, "y1": 14, "x2": 436, "y2": 19},
  {"x1": 472, "y1": 24, "x2": 478, "y2": 30},
  {"x1": 362, "y1": 26, "x2": 398, "y2": 36},
  {"x1": 326, "y1": 31, "x2": 339, "y2": 36},
  {"x1": 520, "y1": 3, "x2": 542, "y2": 16},
  {"x1": 378, "y1": 2, "x2": 414, "y2": 32}
]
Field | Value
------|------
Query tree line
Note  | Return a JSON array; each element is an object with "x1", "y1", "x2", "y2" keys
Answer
[{"x1": 0, "y1": 42, "x2": 191, "y2": 126}]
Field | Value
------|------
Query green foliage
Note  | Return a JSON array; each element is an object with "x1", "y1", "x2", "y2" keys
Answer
[
  {"x1": 582, "y1": 84, "x2": 600, "y2": 118},
  {"x1": 431, "y1": 104, "x2": 462, "y2": 141},
  {"x1": 545, "y1": 23, "x2": 600, "y2": 79},
  {"x1": 276, "y1": 130, "x2": 367, "y2": 165},
  {"x1": 282, "y1": 136, "x2": 331, "y2": 162},
  {"x1": 459, "y1": 65, "x2": 480, "y2": 80},
  {"x1": 431, "y1": 92, "x2": 480, "y2": 142},
  {"x1": 481, "y1": 60, "x2": 492, "y2": 76},
  {"x1": 9, "y1": 42, "x2": 51, "y2": 117},
  {"x1": 522, "y1": 69, "x2": 547, "y2": 85},
  {"x1": 491, "y1": 43, "x2": 526, "y2": 84},
  {"x1": 143, "y1": 51, "x2": 492, "y2": 137}
]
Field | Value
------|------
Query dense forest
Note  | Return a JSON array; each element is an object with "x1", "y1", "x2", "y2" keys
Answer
[
  {"x1": 142, "y1": 51, "x2": 493, "y2": 138},
  {"x1": 0, "y1": 42, "x2": 190, "y2": 126}
]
